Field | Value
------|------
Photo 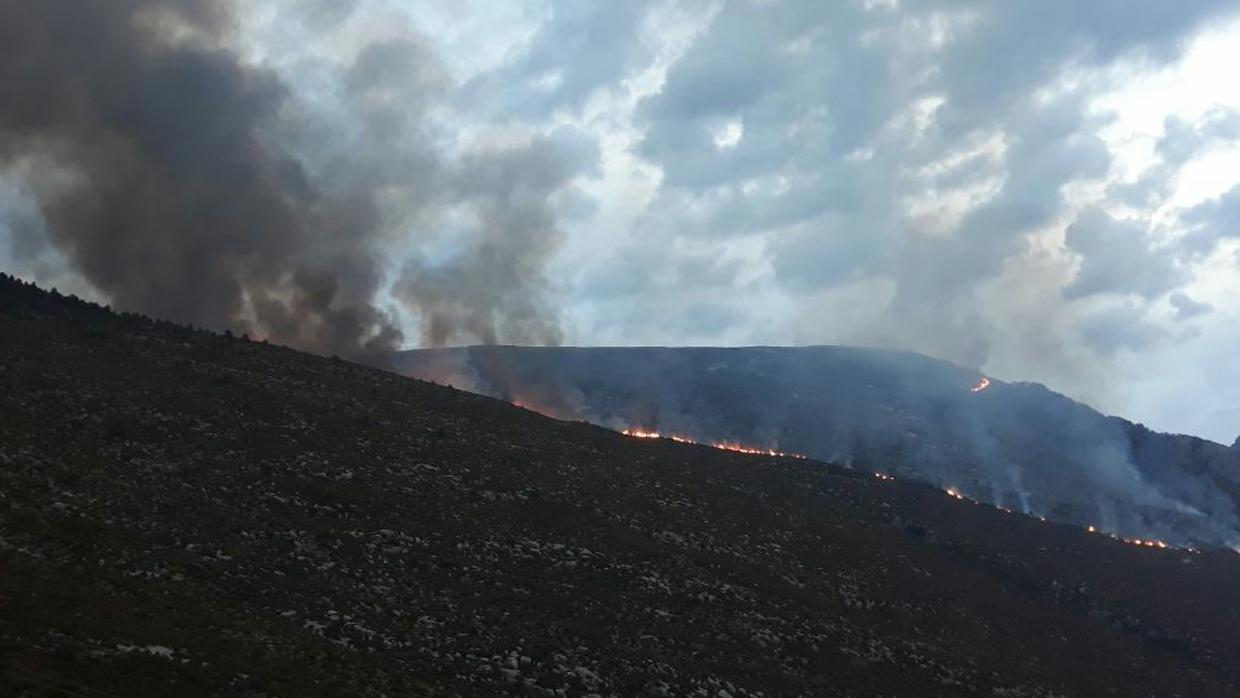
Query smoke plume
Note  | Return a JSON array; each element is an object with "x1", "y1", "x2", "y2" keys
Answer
[{"x1": 0, "y1": 0, "x2": 580, "y2": 354}]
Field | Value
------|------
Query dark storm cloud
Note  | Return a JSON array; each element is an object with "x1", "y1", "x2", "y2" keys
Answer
[{"x1": 0, "y1": 0, "x2": 586, "y2": 353}]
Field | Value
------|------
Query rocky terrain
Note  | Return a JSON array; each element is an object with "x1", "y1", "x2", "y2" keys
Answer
[
  {"x1": 4, "y1": 273, "x2": 1240, "y2": 697},
  {"x1": 387, "y1": 346, "x2": 1240, "y2": 549}
]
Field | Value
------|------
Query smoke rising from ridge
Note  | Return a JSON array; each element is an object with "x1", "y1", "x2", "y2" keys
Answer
[
  {"x1": 389, "y1": 345, "x2": 1240, "y2": 548},
  {"x1": 0, "y1": 0, "x2": 583, "y2": 354}
]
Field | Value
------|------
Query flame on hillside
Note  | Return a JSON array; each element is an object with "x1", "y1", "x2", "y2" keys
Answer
[
  {"x1": 622, "y1": 428, "x2": 1222, "y2": 553},
  {"x1": 503, "y1": 394, "x2": 1236, "y2": 557},
  {"x1": 943, "y1": 485, "x2": 1185, "y2": 551},
  {"x1": 621, "y1": 429, "x2": 807, "y2": 459},
  {"x1": 1085, "y1": 524, "x2": 1170, "y2": 549},
  {"x1": 971, "y1": 377, "x2": 991, "y2": 393}
]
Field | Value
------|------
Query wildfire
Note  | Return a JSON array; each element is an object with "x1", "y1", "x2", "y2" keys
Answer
[
  {"x1": 624, "y1": 422, "x2": 1203, "y2": 555},
  {"x1": 945, "y1": 492, "x2": 1183, "y2": 551},
  {"x1": 620, "y1": 429, "x2": 806, "y2": 459},
  {"x1": 944, "y1": 487, "x2": 968, "y2": 501},
  {"x1": 970, "y1": 377, "x2": 991, "y2": 393},
  {"x1": 623, "y1": 429, "x2": 694, "y2": 444},
  {"x1": 516, "y1": 397, "x2": 1226, "y2": 556},
  {"x1": 1118, "y1": 533, "x2": 1169, "y2": 549}
]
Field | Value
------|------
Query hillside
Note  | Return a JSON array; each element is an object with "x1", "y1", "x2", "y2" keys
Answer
[
  {"x1": 3, "y1": 273, "x2": 1240, "y2": 697},
  {"x1": 386, "y1": 346, "x2": 1240, "y2": 549}
]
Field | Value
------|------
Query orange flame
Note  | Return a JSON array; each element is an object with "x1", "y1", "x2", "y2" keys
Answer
[
  {"x1": 970, "y1": 377, "x2": 991, "y2": 393},
  {"x1": 616, "y1": 413, "x2": 1203, "y2": 554},
  {"x1": 620, "y1": 429, "x2": 806, "y2": 459},
  {"x1": 501, "y1": 396, "x2": 1224, "y2": 555}
]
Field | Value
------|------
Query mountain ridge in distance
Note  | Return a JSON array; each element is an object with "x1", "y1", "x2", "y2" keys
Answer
[{"x1": 385, "y1": 345, "x2": 1240, "y2": 549}]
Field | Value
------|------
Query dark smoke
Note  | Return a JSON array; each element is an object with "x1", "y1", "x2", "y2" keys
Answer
[
  {"x1": 0, "y1": 0, "x2": 577, "y2": 354},
  {"x1": 396, "y1": 138, "x2": 584, "y2": 348}
]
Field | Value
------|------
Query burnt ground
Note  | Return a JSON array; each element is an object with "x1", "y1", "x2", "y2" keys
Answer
[{"x1": 2, "y1": 274, "x2": 1240, "y2": 698}]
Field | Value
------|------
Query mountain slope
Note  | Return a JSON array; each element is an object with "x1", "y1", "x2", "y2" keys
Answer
[
  {"x1": 4, "y1": 274, "x2": 1240, "y2": 697},
  {"x1": 386, "y1": 345, "x2": 1240, "y2": 548}
]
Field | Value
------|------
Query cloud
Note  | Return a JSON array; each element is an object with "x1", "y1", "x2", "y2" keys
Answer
[
  {"x1": 1078, "y1": 302, "x2": 1166, "y2": 354},
  {"x1": 1158, "y1": 109, "x2": 1240, "y2": 163},
  {"x1": 1169, "y1": 291, "x2": 1213, "y2": 320},
  {"x1": 1063, "y1": 208, "x2": 1182, "y2": 300},
  {"x1": 609, "y1": 0, "x2": 1233, "y2": 373},
  {"x1": 1182, "y1": 183, "x2": 1240, "y2": 254},
  {"x1": 1110, "y1": 107, "x2": 1240, "y2": 209},
  {"x1": 459, "y1": 1, "x2": 660, "y2": 120}
]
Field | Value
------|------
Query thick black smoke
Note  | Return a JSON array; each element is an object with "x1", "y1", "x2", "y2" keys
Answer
[{"x1": 0, "y1": 0, "x2": 578, "y2": 354}]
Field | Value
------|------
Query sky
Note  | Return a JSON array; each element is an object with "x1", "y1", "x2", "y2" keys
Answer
[{"x1": 1, "y1": 0, "x2": 1239, "y2": 445}]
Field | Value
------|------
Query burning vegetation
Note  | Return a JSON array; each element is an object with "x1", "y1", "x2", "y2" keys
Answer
[
  {"x1": 618, "y1": 422, "x2": 1204, "y2": 555},
  {"x1": 616, "y1": 412, "x2": 1203, "y2": 555},
  {"x1": 510, "y1": 391, "x2": 1226, "y2": 556},
  {"x1": 938, "y1": 483, "x2": 1184, "y2": 552},
  {"x1": 617, "y1": 421, "x2": 1200, "y2": 557},
  {"x1": 620, "y1": 429, "x2": 808, "y2": 459},
  {"x1": 392, "y1": 345, "x2": 1240, "y2": 550}
]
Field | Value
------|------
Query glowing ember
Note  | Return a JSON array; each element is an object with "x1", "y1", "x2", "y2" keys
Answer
[
  {"x1": 970, "y1": 377, "x2": 991, "y2": 393},
  {"x1": 620, "y1": 429, "x2": 806, "y2": 459},
  {"x1": 874, "y1": 472, "x2": 895, "y2": 481},
  {"x1": 944, "y1": 487, "x2": 967, "y2": 501}
]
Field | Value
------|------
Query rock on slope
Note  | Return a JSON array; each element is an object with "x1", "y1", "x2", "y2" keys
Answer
[
  {"x1": 3, "y1": 274, "x2": 1240, "y2": 697},
  {"x1": 386, "y1": 346, "x2": 1240, "y2": 548}
]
